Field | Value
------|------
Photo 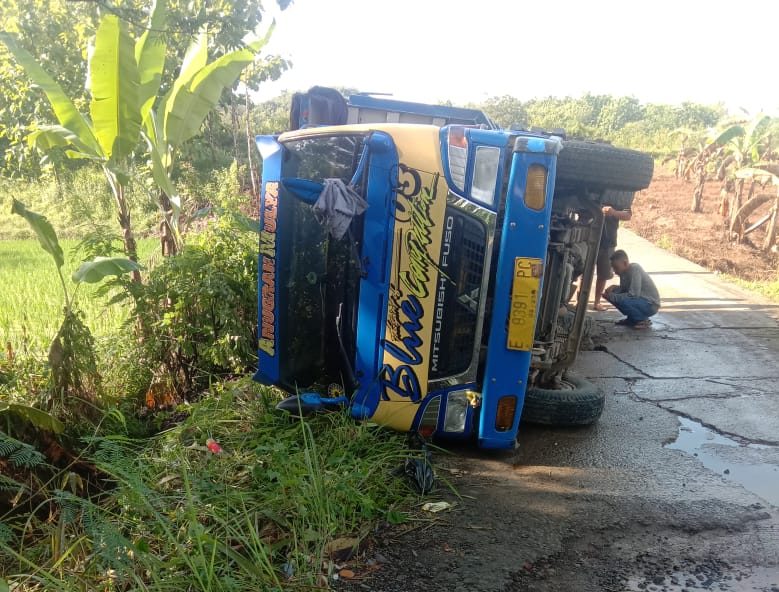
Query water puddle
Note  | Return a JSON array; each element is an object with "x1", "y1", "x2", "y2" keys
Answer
[
  {"x1": 665, "y1": 416, "x2": 779, "y2": 507},
  {"x1": 626, "y1": 565, "x2": 779, "y2": 591}
]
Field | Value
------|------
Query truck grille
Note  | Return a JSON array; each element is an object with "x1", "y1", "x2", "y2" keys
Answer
[{"x1": 429, "y1": 209, "x2": 486, "y2": 380}]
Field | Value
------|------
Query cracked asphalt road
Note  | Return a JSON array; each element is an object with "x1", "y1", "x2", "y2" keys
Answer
[{"x1": 347, "y1": 231, "x2": 779, "y2": 592}]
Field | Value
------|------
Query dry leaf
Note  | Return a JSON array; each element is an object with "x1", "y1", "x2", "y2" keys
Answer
[{"x1": 323, "y1": 536, "x2": 360, "y2": 560}]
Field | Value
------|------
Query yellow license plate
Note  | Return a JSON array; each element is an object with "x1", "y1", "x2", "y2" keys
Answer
[{"x1": 507, "y1": 257, "x2": 542, "y2": 351}]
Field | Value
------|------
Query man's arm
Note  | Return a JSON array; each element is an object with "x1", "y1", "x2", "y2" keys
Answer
[{"x1": 603, "y1": 206, "x2": 632, "y2": 221}]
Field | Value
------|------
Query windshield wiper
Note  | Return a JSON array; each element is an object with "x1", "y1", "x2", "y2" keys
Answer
[{"x1": 336, "y1": 302, "x2": 357, "y2": 390}]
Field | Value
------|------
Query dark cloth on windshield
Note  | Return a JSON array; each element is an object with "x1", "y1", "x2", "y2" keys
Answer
[{"x1": 312, "y1": 178, "x2": 368, "y2": 240}]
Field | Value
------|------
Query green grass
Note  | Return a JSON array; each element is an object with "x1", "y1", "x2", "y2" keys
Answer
[
  {"x1": 0, "y1": 239, "x2": 159, "y2": 353},
  {"x1": 0, "y1": 169, "x2": 158, "y2": 241},
  {"x1": 656, "y1": 234, "x2": 674, "y2": 251},
  {"x1": 722, "y1": 275, "x2": 779, "y2": 302},
  {"x1": 0, "y1": 171, "x2": 424, "y2": 591},
  {"x1": 0, "y1": 380, "x2": 421, "y2": 591}
]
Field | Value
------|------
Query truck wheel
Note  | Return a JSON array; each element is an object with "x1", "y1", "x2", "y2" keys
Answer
[
  {"x1": 556, "y1": 140, "x2": 654, "y2": 191},
  {"x1": 520, "y1": 374, "x2": 604, "y2": 426},
  {"x1": 602, "y1": 189, "x2": 635, "y2": 210}
]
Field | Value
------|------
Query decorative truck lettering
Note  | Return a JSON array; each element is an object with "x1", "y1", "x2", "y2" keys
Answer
[
  {"x1": 431, "y1": 214, "x2": 454, "y2": 373},
  {"x1": 259, "y1": 182, "x2": 278, "y2": 356},
  {"x1": 380, "y1": 165, "x2": 444, "y2": 402}
]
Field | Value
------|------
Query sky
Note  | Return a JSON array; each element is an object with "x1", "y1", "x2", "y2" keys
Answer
[{"x1": 257, "y1": 0, "x2": 779, "y2": 115}]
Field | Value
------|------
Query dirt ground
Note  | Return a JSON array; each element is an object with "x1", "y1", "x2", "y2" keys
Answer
[
  {"x1": 336, "y1": 231, "x2": 779, "y2": 592},
  {"x1": 627, "y1": 172, "x2": 777, "y2": 282}
]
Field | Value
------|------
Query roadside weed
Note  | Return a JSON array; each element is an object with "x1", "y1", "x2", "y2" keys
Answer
[{"x1": 0, "y1": 380, "x2": 418, "y2": 590}]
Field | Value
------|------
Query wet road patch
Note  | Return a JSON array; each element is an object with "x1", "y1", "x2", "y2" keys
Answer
[{"x1": 665, "y1": 416, "x2": 779, "y2": 507}]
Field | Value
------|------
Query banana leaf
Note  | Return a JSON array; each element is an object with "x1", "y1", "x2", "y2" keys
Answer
[
  {"x1": 27, "y1": 124, "x2": 96, "y2": 156},
  {"x1": 72, "y1": 256, "x2": 141, "y2": 284},
  {"x1": 89, "y1": 14, "x2": 142, "y2": 162},
  {"x1": 10, "y1": 199, "x2": 64, "y2": 269},
  {"x1": 164, "y1": 25, "x2": 274, "y2": 147},
  {"x1": 0, "y1": 32, "x2": 101, "y2": 156},
  {"x1": 135, "y1": 0, "x2": 168, "y2": 123},
  {"x1": 161, "y1": 30, "x2": 209, "y2": 144}
]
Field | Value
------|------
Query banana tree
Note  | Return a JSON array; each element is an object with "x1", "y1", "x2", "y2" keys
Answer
[
  {"x1": 733, "y1": 165, "x2": 779, "y2": 251},
  {"x1": 142, "y1": 25, "x2": 274, "y2": 255},
  {"x1": 12, "y1": 199, "x2": 140, "y2": 409},
  {"x1": 720, "y1": 115, "x2": 774, "y2": 225},
  {"x1": 0, "y1": 0, "x2": 166, "y2": 281},
  {"x1": 684, "y1": 125, "x2": 745, "y2": 213},
  {"x1": 669, "y1": 128, "x2": 698, "y2": 178}
]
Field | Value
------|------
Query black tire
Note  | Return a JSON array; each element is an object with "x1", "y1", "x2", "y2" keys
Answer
[
  {"x1": 603, "y1": 189, "x2": 635, "y2": 210},
  {"x1": 521, "y1": 374, "x2": 604, "y2": 426},
  {"x1": 556, "y1": 140, "x2": 654, "y2": 191}
]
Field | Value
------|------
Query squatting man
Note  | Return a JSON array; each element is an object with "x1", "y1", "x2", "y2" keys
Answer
[{"x1": 603, "y1": 249, "x2": 661, "y2": 329}]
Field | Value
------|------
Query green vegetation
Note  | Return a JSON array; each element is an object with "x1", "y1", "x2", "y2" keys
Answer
[
  {"x1": 0, "y1": 168, "x2": 158, "y2": 241},
  {"x1": 672, "y1": 114, "x2": 778, "y2": 252},
  {"x1": 474, "y1": 93, "x2": 724, "y2": 155},
  {"x1": 0, "y1": 3, "x2": 428, "y2": 589},
  {"x1": 723, "y1": 276, "x2": 779, "y2": 302},
  {"x1": 0, "y1": 0, "x2": 289, "y2": 178},
  {"x1": 0, "y1": 381, "x2": 415, "y2": 591},
  {"x1": 0, "y1": 238, "x2": 158, "y2": 351},
  {"x1": 0, "y1": 207, "x2": 424, "y2": 589}
]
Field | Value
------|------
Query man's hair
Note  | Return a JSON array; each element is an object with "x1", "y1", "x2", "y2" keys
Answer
[{"x1": 610, "y1": 249, "x2": 629, "y2": 263}]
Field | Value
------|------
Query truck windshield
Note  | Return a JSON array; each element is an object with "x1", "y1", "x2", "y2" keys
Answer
[{"x1": 276, "y1": 134, "x2": 366, "y2": 390}]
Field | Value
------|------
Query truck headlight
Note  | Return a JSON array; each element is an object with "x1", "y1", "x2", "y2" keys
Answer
[
  {"x1": 471, "y1": 145, "x2": 500, "y2": 205},
  {"x1": 443, "y1": 390, "x2": 469, "y2": 433}
]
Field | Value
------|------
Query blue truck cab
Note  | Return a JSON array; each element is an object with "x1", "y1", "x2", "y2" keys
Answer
[{"x1": 253, "y1": 88, "x2": 653, "y2": 449}]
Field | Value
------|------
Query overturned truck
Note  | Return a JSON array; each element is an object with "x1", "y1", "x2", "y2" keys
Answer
[{"x1": 253, "y1": 88, "x2": 652, "y2": 449}]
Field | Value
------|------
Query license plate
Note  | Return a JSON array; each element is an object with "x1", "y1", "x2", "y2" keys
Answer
[{"x1": 507, "y1": 257, "x2": 542, "y2": 351}]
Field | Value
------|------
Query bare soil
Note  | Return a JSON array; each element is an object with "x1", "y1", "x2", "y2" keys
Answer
[{"x1": 627, "y1": 173, "x2": 777, "y2": 282}]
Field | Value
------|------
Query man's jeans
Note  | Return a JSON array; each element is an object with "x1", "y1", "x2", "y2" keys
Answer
[{"x1": 606, "y1": 292, "x2": 659, "y2": 324}]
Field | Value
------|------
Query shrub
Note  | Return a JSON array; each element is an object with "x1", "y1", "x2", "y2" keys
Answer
[{"x1": 130, "y1": 213, "x2": 258, "y2": 400}]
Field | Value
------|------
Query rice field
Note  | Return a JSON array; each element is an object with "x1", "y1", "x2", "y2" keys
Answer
[{"x1": 0, "y1": 238, "x2": 158, "y2": 354}]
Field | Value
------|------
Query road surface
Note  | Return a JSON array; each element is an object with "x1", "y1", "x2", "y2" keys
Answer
[{"x1": 349, "y1": 230, "x2": 779, "y2": 592}]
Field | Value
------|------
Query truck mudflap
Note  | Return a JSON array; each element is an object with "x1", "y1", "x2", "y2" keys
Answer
[{"x1": 478, "y1": 136, "x2": 562, "y2": 449}]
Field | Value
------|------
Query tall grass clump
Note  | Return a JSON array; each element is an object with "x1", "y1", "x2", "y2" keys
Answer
[{"x1": 0, "y1": 380, "x2": 418, "y2": 590}]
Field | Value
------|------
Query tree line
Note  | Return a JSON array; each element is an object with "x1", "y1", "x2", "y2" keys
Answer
[
  {"x1": 0, "y1": 0, "x2": 730, "y2": 183},
  {"x1": 2, "y1": 0, "x2": 774, "y2": 256},
  {"x1": 473, "y1": 94, "x2": 725, "y2": 154}
]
